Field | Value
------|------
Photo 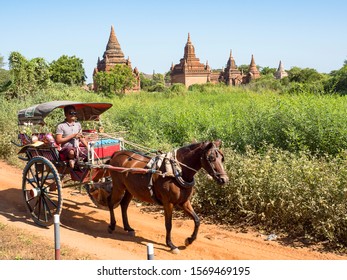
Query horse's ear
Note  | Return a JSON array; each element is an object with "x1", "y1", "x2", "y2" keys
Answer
[
  {"x1": 202, "y1": 141, "x2": 214, "y2": 150},
  {"x1": 214, "y1": 139, "x2": 222, "y2": 148}
]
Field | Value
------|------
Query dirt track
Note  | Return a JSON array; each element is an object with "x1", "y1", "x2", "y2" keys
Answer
[{"x1": 0, "y1": 160, "x2": 346, "y2": 260}]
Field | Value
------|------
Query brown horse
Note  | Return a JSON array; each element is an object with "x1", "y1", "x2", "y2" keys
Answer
[{"x1": 107, "y1": 140, "x2": 229, "y2": 253}]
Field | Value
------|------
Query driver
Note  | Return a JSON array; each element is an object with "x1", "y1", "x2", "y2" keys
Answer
[{"x1": 56, "y1": 105, "x2": 88, "y2": 168}]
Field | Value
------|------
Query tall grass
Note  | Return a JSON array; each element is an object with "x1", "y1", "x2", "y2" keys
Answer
[{"x1": 104, "y1": 88, "x2": 347, "y2": 156}]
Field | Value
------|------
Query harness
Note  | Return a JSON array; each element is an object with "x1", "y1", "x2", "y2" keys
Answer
[
  {"x1": 146, "y1": 150, "x2": 195, "y2": 204},
  {"x1": 204, "y1": 144, "x2": 226, "y2": 179},
  {"x1": 145, "y1": 144, "x2": 226, "y2": 205}
]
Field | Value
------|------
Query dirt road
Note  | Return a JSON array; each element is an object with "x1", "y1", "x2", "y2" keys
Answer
[{"x1": 0, "y1": 160, "x2": 346, "y2": 260}]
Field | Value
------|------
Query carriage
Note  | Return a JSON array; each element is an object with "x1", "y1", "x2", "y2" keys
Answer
[
  {"x1": 14, "y1": 100, "x2": 229, "y2": 253},
  {"x1": 14, "y1": 100, "x2": 155, "y2": 227}
]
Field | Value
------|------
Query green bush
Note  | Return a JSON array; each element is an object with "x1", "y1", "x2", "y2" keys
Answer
[{"x1": 193, "y1": 146, "x2": 347, "y2": 248}]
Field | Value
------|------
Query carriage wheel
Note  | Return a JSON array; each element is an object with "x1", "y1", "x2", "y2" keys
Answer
[
  {"x1": 22, "y1": 156, "x2": 63, "y2": 227},
  {"x1": 84, "y1": 178, "x2": 114, "y2": 210}
]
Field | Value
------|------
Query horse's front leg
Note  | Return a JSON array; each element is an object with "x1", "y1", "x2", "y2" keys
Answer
[
  {"x1": 120, "y1": 190, "x2": 135, "y2": 235},
  {"x1": 107, "y1": 186, "x2": 125, "y2": 233},
  {"x1": 180, "y1": 200, "x2": 200, "y2": 246},
  {"x1": 163, "y1": 202, "x2": 179, "y2": 254}
]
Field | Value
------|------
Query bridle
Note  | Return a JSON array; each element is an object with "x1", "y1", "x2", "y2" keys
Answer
[{"x1": 201, "y1": 144, "x2": 227, "y2": 180}]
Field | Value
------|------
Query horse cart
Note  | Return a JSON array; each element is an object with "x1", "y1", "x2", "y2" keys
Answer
[
  {"x1": 14, "y1": 100, "x2": 151, "y2": 227},
  {"x1": 13, "y1": 100, "x2": 229, "y2": 252}
]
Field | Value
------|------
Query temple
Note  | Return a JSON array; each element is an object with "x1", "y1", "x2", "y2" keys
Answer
[
  {"x1": 219, "y1": 50, "x2": 243, "y2": 86},
  {"x1": 93, "y1": 25, "x2": 140, "y2": 92},
  {"x1": 170, "y1": 33, "x2": 211, "y2": 87},
  {"x1": 219, "y1": 53, "x2": 261, "y2": 86},
  {"x1": 170, "y1": 34, "x2": 262, "y2": 87},
  {"x1": 274, "y1": 60, "x2": 288, "y2": 79},
  {"x1": 246, "y1": 54, "x2": 261, "y2": 82}
]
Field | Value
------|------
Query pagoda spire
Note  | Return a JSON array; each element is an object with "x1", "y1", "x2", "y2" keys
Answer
[
  {"x1": 227, "y1": 49, "x2": 237, "y2": 69},
  {"x1": 248, "y1": 54, "x2": 260, "y2": 79},
  {"x1": 274, "y1": 60, "x2": 288, "y2": 79},
  {"x1": 105, "y1": 25, "x2": 124, "y2": 58},
  {"x1": 250, "y1": 54, "x2": 256, "y2": 67},
  {"x1": 277, "y1": 60, "x2": 284, "y2": 71},
  {"x1": 184, "y1": 32, "x2": 196, "y2": 60},
  {"x1": 106, "y1": 25, "x2": 120, "y2": 50}
]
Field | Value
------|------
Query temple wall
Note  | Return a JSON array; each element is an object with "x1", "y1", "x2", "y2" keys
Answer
[
  {"x1": 171, "y1": 74, "x2": 185, "y2": 84},
  {"x1": 184, "y1": 74, "x2": 209, "y2": 87}
]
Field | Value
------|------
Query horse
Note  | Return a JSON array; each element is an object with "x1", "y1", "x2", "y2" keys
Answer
[{"x1": 107, "y1": 140, "x2": 229, "y2": 253}]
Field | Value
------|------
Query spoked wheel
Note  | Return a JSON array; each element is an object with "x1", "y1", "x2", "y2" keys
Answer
[
  {"x1": 22, "y1": 156, "x2": 63, "y2": 227},
  {"x1": 85, "y1": 177, "x2": 114, "y2": 210}
]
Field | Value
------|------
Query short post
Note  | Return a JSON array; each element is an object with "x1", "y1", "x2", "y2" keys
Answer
[
  {"x1": 147, "y1": 243, "x2": 154, "y2": 260},
  {"x1": 54, "y1": 214, "x2": 61, "y2": 260}
]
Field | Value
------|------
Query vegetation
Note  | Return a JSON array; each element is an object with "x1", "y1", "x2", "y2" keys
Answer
[
  {"x1": 93, "y1": 64, "x2": 136, "y2": 94},
  {"x1": 5, "y1": 52, "x2": 50, "y2": 98},
  {"x1": 0, "y1": 56, "x2": 10, "y2": 91},
  {"x1": 2, "y1": 50, "x2": 347, "y2": 250},
  {"x1": 194, "y1": 147, "x2": 347, "y2": 249},
  {"x1": 0, "y1": 222, "x2": 93, "y2": 260},
  {"x1": 49, "y1": 55, "x2": 86, "y2": 86},
  {"x1": 140, "y1": 72, "x2": 166, "y2": 92}
]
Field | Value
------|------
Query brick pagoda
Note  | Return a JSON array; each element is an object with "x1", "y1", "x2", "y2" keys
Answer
[
  {"x1": 170, "y1": 33, "x2": 211, "y2": 87},
  {"x1": 219, "y1": 50, "x2": 243, "y2": 86},
  {"x1": 93, "y1": 25, "x2": 140, "y2": 92}
]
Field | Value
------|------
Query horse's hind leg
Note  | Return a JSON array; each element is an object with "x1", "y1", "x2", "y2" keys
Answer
[
  {"x1": 180, "y1": 200, "x2": 200, "y2": 246},
  {"x1": 120, "y1": 190, "x2": 135, "y2": 235}
]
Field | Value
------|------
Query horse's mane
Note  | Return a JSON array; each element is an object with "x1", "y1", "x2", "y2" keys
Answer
[{"x1": 178, "y1": 141, "x2": 210, "y2": 154}]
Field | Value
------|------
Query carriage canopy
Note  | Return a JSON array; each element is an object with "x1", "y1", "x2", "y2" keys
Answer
[{"x1": 17, "y1": 101, "x2": 113, "y2": 125}]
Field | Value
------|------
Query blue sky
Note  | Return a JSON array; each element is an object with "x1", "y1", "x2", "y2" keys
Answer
[{"x1": 1, "y1": 0, "x2": 346, "y2": 83}]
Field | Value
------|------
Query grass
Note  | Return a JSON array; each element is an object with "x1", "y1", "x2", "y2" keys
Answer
[{"x1": 0, "y1": 222, "x2": 93, "y2": 260}]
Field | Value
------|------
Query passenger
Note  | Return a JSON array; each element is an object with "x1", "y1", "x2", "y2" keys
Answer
[{"x1": 55, "y1": 105, "x2": 88, "y2": 168}]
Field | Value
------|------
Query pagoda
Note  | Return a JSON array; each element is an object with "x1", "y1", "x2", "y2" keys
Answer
[
  {"x1": 274, "y1": 60, "x2": 288, "y2": 79},
  {"x1": 93, "y1": 25, "x2": 140, "y2": 91},
  {"x1": 220, "y1": 50, "x2": 243, "y2": 86},
  {"x1": 170, "y1": 33, "x2": 211, "y2": 87},
  {"x1": 245, "y1": 54, "x2": 261, "y2": 83}
]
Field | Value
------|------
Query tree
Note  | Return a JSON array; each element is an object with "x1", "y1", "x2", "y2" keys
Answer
[
  {"x1": 260, "y1": 66, "x2": 276, "y2": 76},
  {"x1": 6, "y1": 52, "x2": 50, "y2": 98},
  {"x1": 0, "y1": 54, "x2": 5, "y2": 68},
  {"x1": 49, "y1": 55, "x2": 86, "y2": 85},
  {"x1": 287, "y1": 67, "x2": 324, "y2": 83},
  {"x1": 94, "y1": 64, "x2": 136, "y2": 94},
  {"x1": 140, "y1": 72, "x2": 166, "y2": 92},
  {"x1": 139, "y1": 73, "x2": 152, "y2": 90},
  {"x1": 0, "y1": 54, "x2": 11, "y2": 92},
  {"x1": 326, "y1": 64, "x2": 347, "y2": 95},
  {"x1": 238, "y1": 64, "x2": 250, "y2": 74}
]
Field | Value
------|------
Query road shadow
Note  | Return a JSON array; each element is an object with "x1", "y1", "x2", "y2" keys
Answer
[{"x1": 0, "y1": 187, "x2": 175, "y2": 253}]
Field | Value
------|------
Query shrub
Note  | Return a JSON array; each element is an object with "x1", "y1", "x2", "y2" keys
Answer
[{"x1": 193, "y1": 146, "x2": 347, "y2": 248}]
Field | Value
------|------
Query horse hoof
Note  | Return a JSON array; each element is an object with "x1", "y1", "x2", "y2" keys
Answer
[
  {"x1": 107, "y1": 226, "x2": 114, "y2": 234},
  {"x1": 127, "y1": 230, "x2": 136, "y2": 237},
  {"x1": 185, "y1": 237, "x2": 193, "y2": 246},
  {"x1": 171, "y1": 248, "x2": 180, "y2": 254}
]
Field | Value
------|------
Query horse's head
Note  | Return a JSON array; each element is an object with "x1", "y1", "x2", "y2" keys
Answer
[{"x1": 200, "y1": 140, "x2": 229, "y2": 185}]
